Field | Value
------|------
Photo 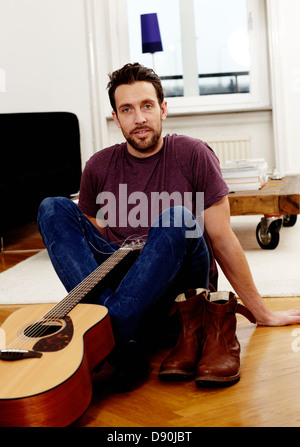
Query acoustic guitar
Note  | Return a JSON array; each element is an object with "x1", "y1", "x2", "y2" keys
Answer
[{"x1": 0, "y1": 242, "x2": 142, "y2": 427}]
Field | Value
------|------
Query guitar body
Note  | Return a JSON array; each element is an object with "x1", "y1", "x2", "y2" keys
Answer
[{"x1": 0, "y1": 303, "x2": 115, "y2": 427}]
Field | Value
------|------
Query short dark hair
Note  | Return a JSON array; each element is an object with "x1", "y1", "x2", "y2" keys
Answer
[{"x1": 107, "y1": 62, "x2": 164, "y2": 114}]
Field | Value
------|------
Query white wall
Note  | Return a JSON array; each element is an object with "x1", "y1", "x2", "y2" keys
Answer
[
  {"x1": 107, "y1": 110, "x2": 275, "y2": 169},
  {"x1": 0, "y1": 0, "x2": 94, "y2": 165}
]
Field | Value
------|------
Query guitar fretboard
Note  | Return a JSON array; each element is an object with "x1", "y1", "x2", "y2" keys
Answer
[{"x1": 43, "y1": 247, "x2": 134, "y2": 320}]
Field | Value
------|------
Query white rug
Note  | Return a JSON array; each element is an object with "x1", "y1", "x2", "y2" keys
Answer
[
  {"x1": 0, "y1": 214, "x2": 300, "y2": 304},
  {"x1": 0, "y1": 250, "x2": 66, "y2": 304},
  {"x1": 218, "y1": 215, "x2": 300, "y2": 297}
]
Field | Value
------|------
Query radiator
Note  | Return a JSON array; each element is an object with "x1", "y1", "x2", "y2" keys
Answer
[{"x1": 204, "y1": 135, "x2": 251, "y2": 167}]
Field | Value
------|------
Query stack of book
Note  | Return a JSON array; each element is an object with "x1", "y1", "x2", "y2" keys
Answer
[{"x1": 221, "y1": 158, "x2": 268, "y2": 192}]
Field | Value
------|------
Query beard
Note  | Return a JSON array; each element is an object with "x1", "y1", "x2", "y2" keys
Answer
[{"x1": 122, "y1": 124, "x2": 163, "y2": 154}]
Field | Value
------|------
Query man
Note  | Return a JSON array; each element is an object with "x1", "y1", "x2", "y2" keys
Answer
[{"x1": 38, "y1": 63, "x2": 300, "y2": 391}]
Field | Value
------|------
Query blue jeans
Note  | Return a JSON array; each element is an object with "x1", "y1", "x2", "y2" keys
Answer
[{"x1": 37, "y1": 197, "x2": 209, "y2": 342}]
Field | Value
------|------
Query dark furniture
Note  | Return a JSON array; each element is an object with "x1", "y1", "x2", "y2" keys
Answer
[{"x1": 0, "y1": 112, "x2": 82, "y2": 235}]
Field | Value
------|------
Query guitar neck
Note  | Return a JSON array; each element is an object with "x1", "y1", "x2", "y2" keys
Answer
[{"x1": 44, "y1": 246, "x2": 134, "y2": 320}]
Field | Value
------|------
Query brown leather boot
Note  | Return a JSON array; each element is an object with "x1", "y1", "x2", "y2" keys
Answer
[
  {"x1": 195, "y1": 291, "x2": 256, "y2": 387},
  {"x1": 158, "y1": 289, "x2": 209, "y2": 381}
]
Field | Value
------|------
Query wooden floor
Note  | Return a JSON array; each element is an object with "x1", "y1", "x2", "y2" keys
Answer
[
  {"x1": 0, "y1": 222, "x2": 45, "y2": 272},
  {"x1": 1, "y1": 224, "x2": 300, "y2": 427}
]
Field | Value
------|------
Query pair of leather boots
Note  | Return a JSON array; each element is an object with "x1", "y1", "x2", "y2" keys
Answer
[{"x1": 159, "y1": 289, "x2": 256, "y2": 387}]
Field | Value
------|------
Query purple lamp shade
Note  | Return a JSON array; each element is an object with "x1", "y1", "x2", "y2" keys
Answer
[{"x1": 141, "y1": 13, "x2": 163, "y2": 54}]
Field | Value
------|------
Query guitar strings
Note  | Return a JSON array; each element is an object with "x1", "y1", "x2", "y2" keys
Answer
[
  {"x1": 5, "y1": 251, "x2": 128, "y2": 351},
  {"x1": 4, "y1": 241, "x2": 144, "y2": 352},
  {"x1": 88, "y1": 227, "x2": 147, "y2": 255},
  {"x1": 44, "y1": 239, "x2": 143, "y2": 319},
  {"x1": 6, "y1": 238, "x2": 145, "y2": 349},
  {"x1": 6, "y1": 248, "x2": 129, "y2": 350}
]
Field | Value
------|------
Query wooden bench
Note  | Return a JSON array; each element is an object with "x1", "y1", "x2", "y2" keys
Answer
[{"x1": 228, "y1": 175, "x2": 300, "y2": 249}]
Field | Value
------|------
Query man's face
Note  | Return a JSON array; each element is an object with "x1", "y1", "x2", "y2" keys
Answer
[{"x1": 112, "y1": 81, "x2": 168, "y2": 158}]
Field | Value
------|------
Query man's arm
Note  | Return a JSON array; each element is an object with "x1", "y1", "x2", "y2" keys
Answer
[{"x1": 204, "y1": 196, "x2": 300, "y2": 326}]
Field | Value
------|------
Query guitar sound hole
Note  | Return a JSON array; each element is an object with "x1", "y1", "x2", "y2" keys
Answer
[{"x1": 23, "y1": 320, "x2": 64, "y2": 339}]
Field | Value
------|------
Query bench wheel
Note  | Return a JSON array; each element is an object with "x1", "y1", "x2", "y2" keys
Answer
[
  {"x1": 283, "y1": 214, "x2": 297, "y2": 227},
  {"x1": 256, "y1": 218, "x2": 282, "y2": 250}
]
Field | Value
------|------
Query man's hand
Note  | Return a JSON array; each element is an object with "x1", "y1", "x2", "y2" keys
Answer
[
  {"x1": 257, "y1": 309, "x2": 300, "y2": 327},
  {"x1": 204, "y1": 197, "x2": 300, "y2": 329}
]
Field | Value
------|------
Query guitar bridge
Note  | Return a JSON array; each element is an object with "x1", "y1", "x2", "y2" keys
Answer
[{"x1": 0, "y1": 349, "x2": 42, "y2": 361}]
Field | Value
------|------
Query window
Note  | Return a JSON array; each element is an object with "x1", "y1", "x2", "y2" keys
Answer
[
  {"x1": 116, "y1": 0, "x2": 269, "y2": 113},
  {"x1": 194, "y1": 0, "x2": 250, "y2": 96}
]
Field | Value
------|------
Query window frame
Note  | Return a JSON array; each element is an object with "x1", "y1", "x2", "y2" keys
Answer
[{"x1": 104, "y1": 0, "x2": 271, "y2": 116}]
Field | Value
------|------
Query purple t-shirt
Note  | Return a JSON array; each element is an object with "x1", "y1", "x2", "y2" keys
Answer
[{"x1": 79, "y1": 134, "x2": 229, "y2": 290}]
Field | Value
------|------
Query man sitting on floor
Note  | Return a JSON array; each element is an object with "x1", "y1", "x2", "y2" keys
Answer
[{"x1": 38, "y1": 63, "x2": 300, "y2": 391}]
